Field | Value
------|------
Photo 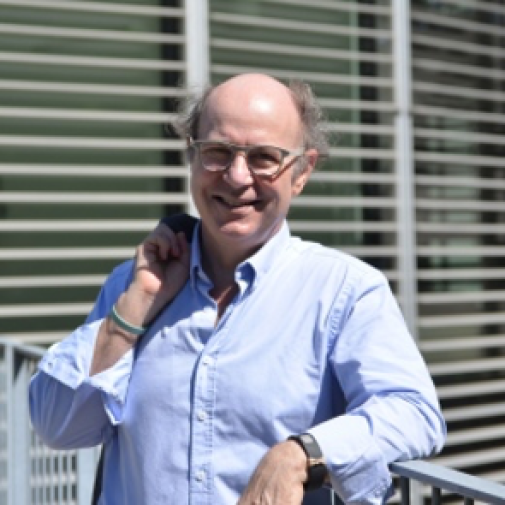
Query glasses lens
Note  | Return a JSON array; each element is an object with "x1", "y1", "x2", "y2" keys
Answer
[
  {"x1": 247, "y1": 146, "x2": 282, "y2": 174},
  {"x1": 199, "y1": 143, "x2": 234, "y2": 171}
]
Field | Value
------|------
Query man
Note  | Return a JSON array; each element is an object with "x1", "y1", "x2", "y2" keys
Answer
[{"x1": 29, "y1": 73, "x2": 446, "y2": 504}]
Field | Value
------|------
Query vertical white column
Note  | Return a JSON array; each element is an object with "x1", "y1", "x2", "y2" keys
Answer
[
  {"x1": 184, "y1": 0, "x2": 210, "y2": 216},
  {"x1": 393, "y1": 0, "x2": 418, "y2": 339}
]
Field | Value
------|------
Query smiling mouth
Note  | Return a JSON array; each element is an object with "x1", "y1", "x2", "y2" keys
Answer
[{"x1": 214, "y1": 196, "x2": 260, "y2": 209}]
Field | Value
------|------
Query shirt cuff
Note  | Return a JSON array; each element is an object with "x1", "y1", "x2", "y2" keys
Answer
[
  {"x1": 308, "y1": 416, "x2": 393, "y2": 504},
  {"x1": 38, "y1": 319, "x2": 134, "y2": 424}
]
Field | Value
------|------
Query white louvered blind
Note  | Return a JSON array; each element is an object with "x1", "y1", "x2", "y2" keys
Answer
[
  {"x1": 209, "y1": 0, "x2": 505, "y2": 495},
  {"x1": 0, "y1": 0, "x2": 190, "y2": 344},
  {"x1": 209, "y1": 0, "x2": 401, "y2": 292},
  {"x1": 411, "y1": 0, "x2": 505, "y2": 489}
]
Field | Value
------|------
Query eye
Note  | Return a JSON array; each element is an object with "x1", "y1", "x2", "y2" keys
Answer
[
  {"x1": 200, "y1": 144, "x2": 233, "y2": 165},
  {"x1": 248, "y1": 147, "x2": 281, "y2": 168}
]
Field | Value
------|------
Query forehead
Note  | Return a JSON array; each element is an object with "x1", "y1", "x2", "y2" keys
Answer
[{"x1": 197, "y1": 80, "x2": 302, "y2": 146}]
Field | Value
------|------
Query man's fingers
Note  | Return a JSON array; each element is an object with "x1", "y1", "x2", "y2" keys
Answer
[{"x1": 146, "y1": 224, "x2": 182, "y2": 260}]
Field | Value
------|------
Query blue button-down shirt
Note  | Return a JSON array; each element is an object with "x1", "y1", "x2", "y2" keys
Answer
[{"x1": 29, "y1": 221, "x2": 445, "y2": 505}]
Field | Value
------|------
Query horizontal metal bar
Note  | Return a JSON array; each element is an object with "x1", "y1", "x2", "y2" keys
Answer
[
  {"x1": 0, "y1": 79, "x2": 185, "y2": 97},
  {"x1": 415, "y1": 128, "x2": 505, "y2": 146},
  {"x1": 0, "y1": 192, "x2": 187, "y2": 204},
  {"x1": 416, "y1": 223, "x2": 504, "y2": 234},
  {"x1": 421, "y1": 334, "x2": 505, "y2": 353},
  {"x1": 437, "y1": 380, "x2": 505, "y2": 401},
  {"x1": 328, "y1": 123, "x2": 394, "y2": 134},
  {"x1": 309, "y1": 171, "x2": 395, "y2": 184},
  {"x1": 211, "y1": 38, "x2": 393, "y2": 63},
  {"x1": 0, "y1": 220, "x2": 159, "y2": 231},
  {"x1": 211, "y1": 12, "x2": 392, "y2": 39},
  {"x1": 420, "y1": 313, "x2": 505, "y2": 328},
  {"x1": 390, "y1": 460, "x2": 505, "y2": 505},
  {"x1": 417, "y1": 268, "x2": 505, "y2": 280},
  {"x1": 417, "y1": 246, "x2": 505, "y2": 257},
  {"x1": 260, "y1": 0, "x2": 391, "y2": 16},
  {"x1": 416, "y1": 199, "x2": 504, "y2": 212},
  {"x1": 413, "y1": 106, "x2": 505, "y2": 125},
  {"x1": 288, "y1": 220, "x2": 397, "y2": 232},
  {"x1": 213, "y1": 64, "x2": 394, "y2": 88},
  {"x1": 413, "y1": 81, "x2": 505, "y2": 103},
  {"x1": 0, "y1": 332, "x2": 69, "y2": 344},
  {"x1": 415, "y1": 175, "x2": 505, "y2": 191},
  {"x1": 0, "y1": 247, "x2": 133, "y2": 260},
  {"x1": 429, "y1": 357, "x2": 505, "y2": 377},
  {"x1": 0, "y1": 107, "x2": 175, "y2": 123},
  {"x1": 445, "y1": 425, "x2": 505, "y2": 447},
  {"x1": 412, "y1": 33, "x2": 505, "y2": 59},
  {"x1": 418, "y1": 290, "x2": 505, "y2": 304},
  {"x1": 0, "y1": 164, "x2": 188, "y2": 177},
  {"x1": 414, "y1": 57, "x2": 505, "y2": 81},
  {"x1": 318, "y1": 98, "x2": 395, "y2": 112},
  {"x1": 0, "y1": 303, "x2": 92, "y2": 317},
  {"x1": 435, "y1": 0, "x2": 505, "y2": 18},
  {"x1": 333, "y1": 246, "x2": 398, "y2": 257},
  {"x1": 412, "y1": 9, "x2": 505, "y2": 38},
  {"x1": 0, "y1": 0, "x2": 184, "y2": 18},
  {"x1": 292, "y1": 196, "x2": 396, "y2": 208},
  {"x1": 0, "y1": 23, "x2": 184, "y2": 44},
  {"x1": 0, "y1": 274, "x2": 105, "y2": 288},
  {"x1": 433, "y1": 446, "x2": 505, "y2": 471},
  {"x1": 0, "y1": 335, "x2": 45, "y2": 357},
  {"x1": 0, "y1": 136, "x2": 182, "y2": 150},
  {"x1": 415, "y1": 152, "x2": 505, "y2": 168},
  {"x1": 0, "y1": 51, "x2": 185, "y2": 71}
]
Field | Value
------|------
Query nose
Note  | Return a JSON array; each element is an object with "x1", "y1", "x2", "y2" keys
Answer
[{"x1": 224, "y1": 151, "x2": 254, "y2": 186}]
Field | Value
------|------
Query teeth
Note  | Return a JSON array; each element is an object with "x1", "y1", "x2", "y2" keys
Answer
[{"x1": 218, "y1": 197, "x2": 255, "y2": 207}]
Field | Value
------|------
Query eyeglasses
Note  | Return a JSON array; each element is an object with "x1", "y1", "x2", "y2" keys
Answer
[{"x1": 188, "y1": 139, "x2": 305, "y2": 177}]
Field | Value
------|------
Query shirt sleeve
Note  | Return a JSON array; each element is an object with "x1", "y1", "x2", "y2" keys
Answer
[
  {"x1": 308, "y1": 269, "x2": 447, "y2": 505},
  {"x1": 29, "y1": 260, "x2": 135, "y2": 450}
]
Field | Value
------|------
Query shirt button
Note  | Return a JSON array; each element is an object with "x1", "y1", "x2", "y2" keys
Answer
[
  {"x1": 202, "y1": 356, "x2": 213, "y2": 366},
  {"x1": 197, "y1": 410, "x2": 207, "y2": 422},
  {"x1": 195, "y1": 470, "x2": 206, "y2": 482}
]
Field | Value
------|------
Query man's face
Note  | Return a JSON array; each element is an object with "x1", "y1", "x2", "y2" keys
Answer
[{"x1": 190, "y1": 75, "x2": 315, "y2": 257}]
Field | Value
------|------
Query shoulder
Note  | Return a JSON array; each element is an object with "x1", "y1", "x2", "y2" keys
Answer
[{"x1": 286, "y1": 236, "x2": 384, "y2": 284}]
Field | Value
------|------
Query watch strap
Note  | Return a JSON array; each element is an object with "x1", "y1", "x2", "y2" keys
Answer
[{"x1": 288, "y1": 433, "x2": 328, "y2": 491}]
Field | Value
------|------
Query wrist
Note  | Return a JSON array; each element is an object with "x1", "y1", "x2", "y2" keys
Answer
[{"x1": 288, "y1": 433, "x2": 328, "y2": 492}]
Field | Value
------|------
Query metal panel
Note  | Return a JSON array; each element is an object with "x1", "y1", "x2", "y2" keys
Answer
[
  {"x1": 411, "y1": 0, "x2": 505, "y2": 485},
  {"x1": 0, "y1": 0, "x2": 192, "y2": 343}
]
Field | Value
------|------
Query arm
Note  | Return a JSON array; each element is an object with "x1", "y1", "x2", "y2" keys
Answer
[
  {"x1": 29, "y1": 220, "x2": 192, "y2": 449},
  {"x1": 90, "y1": 225, "x2": 190, "y2": 374},
  {"x1": 239, "y1": 271, "x2": 446, "y2": 505},
  {"x1": 311, "y1": 272, "x2": 446, "y2": 503}
]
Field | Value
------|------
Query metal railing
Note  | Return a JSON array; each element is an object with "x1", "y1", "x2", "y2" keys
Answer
[
  {"x1": 3, "y1": 336, "x2": 505, "y2": 505},
  {"x1": 0, "y1": 337, "x2": 98, "y2": 505}
]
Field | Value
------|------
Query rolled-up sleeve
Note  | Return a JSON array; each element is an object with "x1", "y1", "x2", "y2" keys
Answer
[
  {"x1": 309, "y1": 270, "x2": 446, "y2": 504},
  {"x1": 29, "y1": 260, "x2": 135, "y2": 449}
]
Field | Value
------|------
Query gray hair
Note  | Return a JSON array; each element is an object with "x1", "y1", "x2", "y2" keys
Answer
[{"x1": 171, "y1": 77, "x2": 330, "y2": 171}]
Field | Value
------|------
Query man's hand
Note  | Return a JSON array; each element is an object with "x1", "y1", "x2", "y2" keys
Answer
[
  {"x1": 90, "y1": 223, "x2": 191, "y2": 376},
  {"x1": 127, "y1": 222, "x2": 191, "y2": 322},
  {"x1": 238, "y1": 440, "x2": 307, "y2": 505}
]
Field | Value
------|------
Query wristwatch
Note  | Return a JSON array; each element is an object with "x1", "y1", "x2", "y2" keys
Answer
[{"x1": 288, "y1": 433, "x2": 328, "y2": 491}]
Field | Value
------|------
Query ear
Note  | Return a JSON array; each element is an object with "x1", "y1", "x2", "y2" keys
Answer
[{"x1": 292, "y1": 149, "x2": 318, "y2": 196}]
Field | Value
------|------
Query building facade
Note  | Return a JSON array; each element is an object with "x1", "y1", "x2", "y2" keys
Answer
[{"x1": 0, "y1": 0, "x2": 504, "y2": 497}]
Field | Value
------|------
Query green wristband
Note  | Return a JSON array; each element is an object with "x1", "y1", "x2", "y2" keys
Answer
[{"x1": 109, "y1": 305, "x2": 146, "y2": 336}]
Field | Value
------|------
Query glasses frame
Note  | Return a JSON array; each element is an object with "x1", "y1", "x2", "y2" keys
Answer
[{"x1": 187, "y1": 138, "x2": 305, "y2": 178}]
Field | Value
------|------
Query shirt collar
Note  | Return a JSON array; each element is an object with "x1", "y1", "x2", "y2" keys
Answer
[{"x1": 189, "y1": 220, "x2": 291, "y2": 290}]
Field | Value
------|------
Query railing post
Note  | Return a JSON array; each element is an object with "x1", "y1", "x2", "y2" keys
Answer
[
  {"x1": 77, "y1": 447, "x2": 101, "y2": 505},
  {"x1": 12, "y1": 347, "x2": 32, "y2": 504}
]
